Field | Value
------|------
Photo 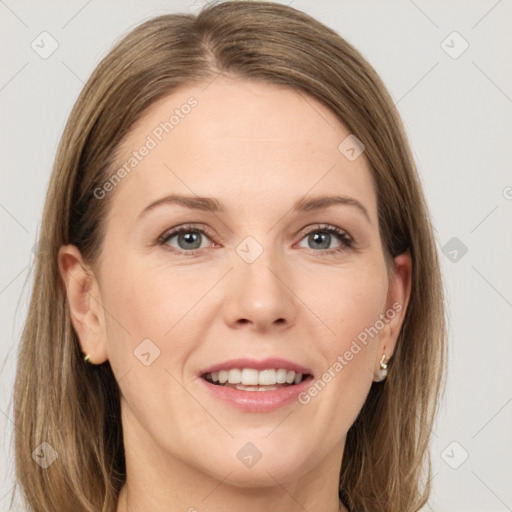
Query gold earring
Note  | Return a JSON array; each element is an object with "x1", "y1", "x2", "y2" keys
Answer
[
  {"x1": 84, "y1": 354, "x2": 91, "y2": 364},
  {"x1": 374, "y1": 353, "x2": 389, "y2": 382}
]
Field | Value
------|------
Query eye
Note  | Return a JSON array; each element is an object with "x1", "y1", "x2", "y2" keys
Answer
[
  {"x1": 158, "y1": 225, "x2": 214, "y2": 255},
  {"x1": 296, "y1": 224, "x2": 353, "y2": 254},
  {"x1": 157, "y1": 223, "x2": 353, "y2": 257}
]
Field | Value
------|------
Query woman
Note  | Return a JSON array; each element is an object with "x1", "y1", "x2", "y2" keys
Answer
[{"x1": 12, "y1": 2, "x2": 447, "y2": 511}]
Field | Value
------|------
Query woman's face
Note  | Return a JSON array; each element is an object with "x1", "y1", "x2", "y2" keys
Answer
[{"x1": 61, "y1": 77, "x2": 410, "y2": 490}]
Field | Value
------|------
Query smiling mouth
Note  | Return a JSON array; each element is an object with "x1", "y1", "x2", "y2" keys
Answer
[{"x1": 202, "y1": 371, "x2": 313, "y2": 391}]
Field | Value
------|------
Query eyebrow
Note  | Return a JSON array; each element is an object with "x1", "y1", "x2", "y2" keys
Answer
[
  {"x1": 293, "y1": 195, "x2": 371, "y2": 224},
  {"x1": 138, "y1": 193, "x2": 371, "y2": 223}
]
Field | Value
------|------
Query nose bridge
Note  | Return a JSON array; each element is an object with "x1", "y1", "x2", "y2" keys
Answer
[{"x1": 223, "y1": 234, "x2": 297, "y2": 329}]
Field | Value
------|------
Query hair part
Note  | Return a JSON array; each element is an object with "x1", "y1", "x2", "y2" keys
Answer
[{"x1": 12, "y1": 2, "x2": 447, "y2": 511}]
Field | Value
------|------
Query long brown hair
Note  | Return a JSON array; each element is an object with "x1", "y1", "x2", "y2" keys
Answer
[{"x1": 11, "y1": 2, "x2": 447, "y2": 510}]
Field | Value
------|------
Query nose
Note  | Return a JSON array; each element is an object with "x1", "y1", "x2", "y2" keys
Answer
[{"x1": 222, "y1": 244, "x2": 298, "y2": 333}]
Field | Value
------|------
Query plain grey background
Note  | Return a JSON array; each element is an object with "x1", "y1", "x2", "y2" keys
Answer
[{"x1": 1, "y1": 1, "x2": 511, "y2": 511}]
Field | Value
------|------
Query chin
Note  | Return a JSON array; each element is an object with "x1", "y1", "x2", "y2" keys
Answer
[{"x1": 197, "y1": 446, "x2": 311, "y2": 488}]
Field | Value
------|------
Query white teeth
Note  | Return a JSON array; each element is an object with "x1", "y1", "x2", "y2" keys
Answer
[
  {"x1": 241, "y1": 368, "x2": 259, "y2": 385},
  {"x1": 227, "y1": 369, "x2": 241, "y2": 384},
  {"x1": 237, "y1": 385, "x2": 258, "y2": 391},
  {"x1": 276, "y1": 368, "x2": 287, "y2": 384},
  {"x1": 234, "y1": 384, "x2": 281, "y2": 391},
  {"x1": 205, "y1": 368, "x2": 306, "y2": 386},
  {"x1": 259, "y1": 369, "x2": 276, "y2": 386}
]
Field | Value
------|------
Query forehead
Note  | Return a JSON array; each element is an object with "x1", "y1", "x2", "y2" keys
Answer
[{"x1": 108, "y1": 77, "x2": 377, "y2": 223}]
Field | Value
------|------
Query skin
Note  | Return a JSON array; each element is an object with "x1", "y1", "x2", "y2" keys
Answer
[{"x1": 59, "y1": 77, "x2": 411, "y2": 512}]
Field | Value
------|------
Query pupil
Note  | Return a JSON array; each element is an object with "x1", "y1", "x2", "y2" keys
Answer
[
  {"x1": 179, "y1": 232, "x2": 201, "y2": 250},
  {"x1": 310, "y1": 232, "x2": 330, "y2": 250}
]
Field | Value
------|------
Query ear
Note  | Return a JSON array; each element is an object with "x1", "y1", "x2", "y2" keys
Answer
[
  {"x1": 58, "y1": 244, "x2": 109, "y2": 364},
  {"x1": 372, "y1": 250, "x2": 412, "y2": 381}
]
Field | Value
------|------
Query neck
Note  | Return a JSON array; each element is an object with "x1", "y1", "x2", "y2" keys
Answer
[{"x1": 117, "y1": 485, "x2": 348, "y2": 512}]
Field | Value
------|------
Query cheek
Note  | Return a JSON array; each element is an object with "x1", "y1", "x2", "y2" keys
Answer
[
  {"x1": 302, "y1": 261, "x2": 387, "y2": 399},
  {"x1": 303, "y1": 258, "x2": 387, "y2": 343},
  {"x1": 98, "y1": 254, "x2": 218, "y2": 394},
  {"x1": 97, "y1": 257, "x2": 167, "y2": 370},
  {"x1": 102, "y1": 255, "x2": 200, "y2": 336},
  {"x1": 98, "y1": 259, "x2": 198, "y2": 422}
]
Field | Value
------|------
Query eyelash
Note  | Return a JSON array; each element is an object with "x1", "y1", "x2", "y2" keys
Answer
[{"x1": 157, "y1": 223, "x2": 353, "y2": 258}]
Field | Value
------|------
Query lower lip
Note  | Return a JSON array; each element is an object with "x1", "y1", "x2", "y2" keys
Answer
[{"x1": 198, "y1": 375, "x2": 314, "y2": 412}]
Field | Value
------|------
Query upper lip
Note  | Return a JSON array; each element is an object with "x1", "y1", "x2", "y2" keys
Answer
[{"x1": 199, "y1": 357, "x2": 313, "y2": 377}]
